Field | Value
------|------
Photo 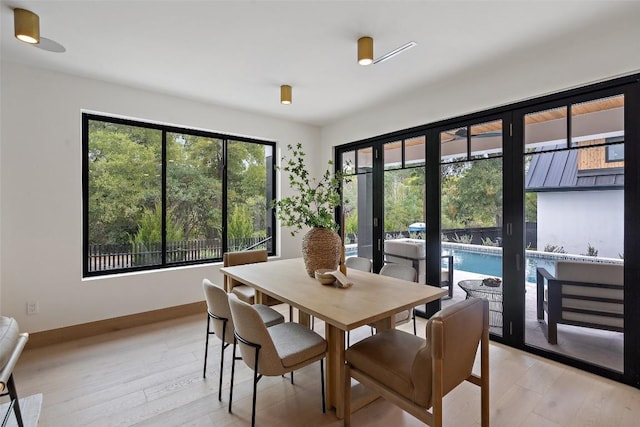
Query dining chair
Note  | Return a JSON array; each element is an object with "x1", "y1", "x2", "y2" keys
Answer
[
  {"x1": 202, "y1": 279, "x2": 284, "y2": 401},
  {"x1": 223, "y1": 249, "x2": 293, "y2": 320},
  {"x1": 345, "y1": 256, "x2": 372, "y2": 272},
  {"x1": 344, "y1": 298, "x2": 489, "y2": 427},
  {"x1": 0, "y1": 317, "x2": 29, "y2": 427},
  {"x1": 377, "y1": 263, "x2": 418, "y2": 335},
  {"x1": 228, "y1": 294, "x2": 327, "y2": 427},
  {"x1": 348, "y1": 262, "x2": 418, "y2": 345}
]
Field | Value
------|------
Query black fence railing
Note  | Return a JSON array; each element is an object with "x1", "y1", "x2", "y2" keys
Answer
[{"x1": 88, "y1": 237, "x2": 269, "y2": 272}]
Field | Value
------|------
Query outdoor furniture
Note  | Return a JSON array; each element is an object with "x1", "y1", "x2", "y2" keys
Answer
[
  {"x1": 344, "y1": 298, "x2": 490, "y2": 427},
  {"x1": 201, "y1": 279, "x2": 284, "y2": 401},
  {"x1": 458, "y1": 279, "x2": 503, "y2": 328},
  {"x1": 536, "y1": 261, "x2": 623, "y2": 344},
  {"x1": 383, "y1": 238, "x2": 454, "y2": 298},
  {"x1": 0, "y1": 317, "x2": 29, "y2": 427}
]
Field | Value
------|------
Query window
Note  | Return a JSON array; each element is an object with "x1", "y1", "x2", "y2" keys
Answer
[
  {"x1": 606, "y1": 137, "x2": 625, "y2": 162},
  {"x1": 83, "y1": 114, "x2": 275, "y2": 276}
]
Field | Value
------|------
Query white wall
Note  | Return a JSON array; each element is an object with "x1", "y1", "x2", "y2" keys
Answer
[
  {"x1": 0, "y1": 61, "x2": 320, "y2": 333},
  {"x1": 321, "y1": 6, "x2": 640, "y2": 147},
  {"x1": 537, "y1": 190, "x2": 624, "y2": 259}
]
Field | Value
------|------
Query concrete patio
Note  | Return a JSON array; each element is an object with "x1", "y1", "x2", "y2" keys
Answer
[{"x1": 441, "y1": 269, "x2": 624, "y2": 372}]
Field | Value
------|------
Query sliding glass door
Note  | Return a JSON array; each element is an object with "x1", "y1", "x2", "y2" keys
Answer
[
  {"x1": 438, "y1": 119, "x2": 504, "y2": 336},
  {"x1": 335, "y1": 74, "x2": 640, "y2": 386},
  {"x1": 519, "y1": 93, "x2": 626, "y2": 373}
]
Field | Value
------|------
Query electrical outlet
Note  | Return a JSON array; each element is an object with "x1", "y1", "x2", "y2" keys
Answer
[{"x1": 26, "y1": 301, "x2": 39, "y2": 315}]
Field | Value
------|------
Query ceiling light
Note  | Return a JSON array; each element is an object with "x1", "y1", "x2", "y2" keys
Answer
[
  {"x1": 358, "y1": 36, "x2": 373, "y2": 66},
  {"x1": 14, "y1": 8, "x2": 40, "y2": 44},
  {"x1": 373, "y1": 41, "x2": 417, "y2": 65},
  {"x1": 280, "y1": 85, "x2": 292, "y2": 105}
]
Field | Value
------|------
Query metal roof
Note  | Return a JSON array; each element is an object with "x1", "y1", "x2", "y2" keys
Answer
[{"x1": 525, "y1": 148, "x2": 624, "y2": 192}]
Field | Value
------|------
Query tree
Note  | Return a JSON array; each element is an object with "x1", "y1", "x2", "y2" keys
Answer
[
  {"x1": 384, "y1": 168, "x2": 424, "y2": 232},
  {"x1": 88, "y1": 124, "x2": 161, "y2": 244},
  {"x1": 444, "y1": 158, "x2": 503, "y2": 228},
  {"x1": 227, "y1": 205, "x2": 255, "y2": 239}
]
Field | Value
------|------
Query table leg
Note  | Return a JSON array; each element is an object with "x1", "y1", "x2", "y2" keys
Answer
[
  {"x1": 298, "y1": 311, "x2": 311, "y2": 328},
  {"x1": 254, "y1": 290, "x2": 265, "y2": 304},
  {"x1": 325, "y1": 323, "x2": 345, "y2": 418},
  {"x1": 372, "y1": 316, "x2": 393, "y2": 332}
]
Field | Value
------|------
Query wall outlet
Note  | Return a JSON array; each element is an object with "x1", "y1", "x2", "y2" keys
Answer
[{"x1": 26, "y1": 301, "x2": 39, "y2": 315}]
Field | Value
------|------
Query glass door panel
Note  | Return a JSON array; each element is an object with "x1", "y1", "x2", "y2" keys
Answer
[
  {"x1": 342, "y1": 149, "x2": 373, "y2": 262},
  {"x1": 523, "y1": 95, "x2": 624, "y2": 373},
  {"x1": 440, "y1": 121, "x2": 504, "y2": 336},
  {"x1": 382, "y1": 138, "x2": 426, "y2": 281}
]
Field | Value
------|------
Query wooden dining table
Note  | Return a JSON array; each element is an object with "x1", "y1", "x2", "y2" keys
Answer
[{"x1": 219, "y1": 257, "x2": 446, "y2": 418}]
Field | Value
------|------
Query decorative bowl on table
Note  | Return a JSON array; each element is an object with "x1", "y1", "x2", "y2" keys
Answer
[
  {"x1": 482, "y1": 277, "x2": 502, "y2": 287},
  {"x1": 315, "y1": 269, "x2": 336, "y2": 286}
]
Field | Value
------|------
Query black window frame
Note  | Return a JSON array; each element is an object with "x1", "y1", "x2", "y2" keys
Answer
[
  {"x1": 82, "y1": 113, "x2": 276, "y2": 277},
  {"x1": 335, "y1": 73, "x2": 640, "y2": 388}
]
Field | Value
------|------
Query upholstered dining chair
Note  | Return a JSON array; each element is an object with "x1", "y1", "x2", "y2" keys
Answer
[
  {"x1": 348, "y1": 262, "x2": 418, "y2": 345},
  {"x1": 228, "y1": 294, "x2": 327, "y2": 427},
  {"x1": 223, "y1": 249, "x2": 292, "y2": 320},
  {"x1": 202, "y1": 279, "x2": 284, "y2": 401},
  {"x1": 378, "y1": 263, "x2": 419, "y2": 335},
  {"x1": 0, "y1": 317, "x2": 29, "y2": 427},
  {"x1": 344, "y1": 298, "x2": 489, "y2": 427},
  {"x1": 345, "y1": 256, "x2": 372, "y2": 272}
]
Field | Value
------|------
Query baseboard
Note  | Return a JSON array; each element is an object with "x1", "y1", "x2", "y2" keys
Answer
[{"x1": 26, "y1": 301, "x2": 206, "y2": 349}]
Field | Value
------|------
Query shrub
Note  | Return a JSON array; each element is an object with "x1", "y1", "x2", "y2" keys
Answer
[{"x1": 543, "y1": 244, "x2": 566, "y2": 253}]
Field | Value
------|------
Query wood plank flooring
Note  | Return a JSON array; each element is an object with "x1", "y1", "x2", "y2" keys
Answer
[{"x1": 9, "y1": 306, "x2": 640, "y2": 426}]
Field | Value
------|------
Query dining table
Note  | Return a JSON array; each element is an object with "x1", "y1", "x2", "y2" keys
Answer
[{"x1": 219, "y1": 257, "x2": 447, "y2": 418}]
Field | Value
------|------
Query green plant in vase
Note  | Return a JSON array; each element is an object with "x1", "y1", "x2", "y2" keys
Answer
[{"x1": 273, "y1": 143, "x2": 346, "y2": 277}]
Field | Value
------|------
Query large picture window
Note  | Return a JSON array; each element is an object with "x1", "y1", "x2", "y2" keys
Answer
[{"x1": 83, "y1": 114, "x2": 275, "y2": 276}]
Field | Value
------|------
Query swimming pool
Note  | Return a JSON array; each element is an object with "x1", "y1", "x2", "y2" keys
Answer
[
  {"x1": 347, "y1": 241, "x2": 620, "y2": 283},
  {"x1": 442, "y1": 248, "x2": 554, "y2": 283}
]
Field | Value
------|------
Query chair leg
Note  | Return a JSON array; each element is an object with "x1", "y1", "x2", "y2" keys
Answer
[
  {"x1": 412, "y1": 309, "x2": 417, "y2": 335},
  {"x1": 251, "y1": 347, "x2": 261, "y2": 427},
  {"x1": 203, "y1": 313, "x2": 211, "y2": 378},
  {"x1": 7, "y1": 374, "x2": 24, "y2": 427},
  {"x1": 218, "y1": 321, "x2": 227, "y2": 401},
  {"x1": 228, "y1": 339, "x2": 237, "y2": 413},
  {"x1": 291, "y1": 371, "x2": 294, "y2": 385},
  {"x1": 320, "y1": 359, "x2": 325, "y2": 413}
]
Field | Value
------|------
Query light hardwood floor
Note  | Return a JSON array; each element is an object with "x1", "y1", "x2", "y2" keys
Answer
[{"x1": 10, "y1": 306, "x2": 640, "y2": 426}]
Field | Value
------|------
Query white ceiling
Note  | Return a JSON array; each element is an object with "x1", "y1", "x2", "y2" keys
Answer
[{"x1": 2, "y1": 1, "x2": 639, "y2": 127}]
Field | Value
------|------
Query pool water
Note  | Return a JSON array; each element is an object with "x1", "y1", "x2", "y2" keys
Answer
[
  {"x1": 443, "y1": 249, "x2": 555, "y2": 283},
  {"x1": 347, "y1": 243, "x2": 555, "y2": 282}
]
